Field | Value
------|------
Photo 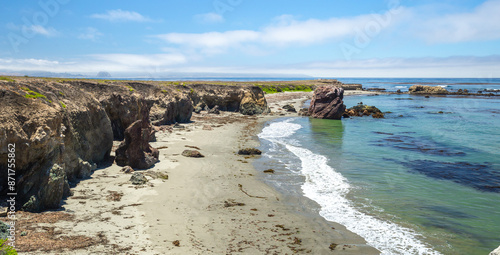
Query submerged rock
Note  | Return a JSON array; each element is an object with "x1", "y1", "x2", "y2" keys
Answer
[
  {"x1": 343, "y1": 103, "x2": 384, "y2": 118},
  {"x1": 308, "y1": 86, "x2": 346, "y2": 120}
]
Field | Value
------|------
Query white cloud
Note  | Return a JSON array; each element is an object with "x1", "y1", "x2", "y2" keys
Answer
[
  {"x1": 411, "y1": 0, "x2": 500, "y2": 43},
  {"x1": 22, "y1": 25, "x2": 59, "y2": 37},
  {"x1": 155, "y1": 8, "x2": 403, "y2": 55},
  {"x1": 194, "y1": 12, "x2": 225, "y2": 24},
  {"x1": 91, "y1": 9, "x2": 153, "y2": 22},
  {"x1": 77, "y1": 27, "x2": 103, "y2": 41},
  {"x1": 2, "y1": 55, "x2": 499, "y2": 78},
  {"x1": 0, "y1": 53, "x2": 187, "y2": 74}
]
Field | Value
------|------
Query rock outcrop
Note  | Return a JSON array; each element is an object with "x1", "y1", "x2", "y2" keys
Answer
[
  {"x1": 0, "y1": 78, "x2": 270, "y2": 212},
  {"x1": 190, "y1": 85, "x2": 269, "y2": 115},
  {"x1": 409, "y1": 85, "x2": 448, "y2": 95},
  {"x1": 0, "y1": 81, "x2": 113, "y2": 212},
  {"x1": 115, "y1": 101, "x2": 159, "y2": 169},
  {"x1": 308, "y1": 86, "x2": 346, "y2": 120},
  {"x1": 343, "y1": 103, "x2": 385, "y2": 118}
]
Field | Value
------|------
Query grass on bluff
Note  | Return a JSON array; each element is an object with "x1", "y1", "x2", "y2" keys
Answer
[
  {"x1": 21, "y1": 87, "x2": 47, "y2": 99},
  {"x1": 0, "y1": 76, "x2": 15, "y2": 82}
]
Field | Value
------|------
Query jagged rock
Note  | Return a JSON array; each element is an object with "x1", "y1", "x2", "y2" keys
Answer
[
  {"x1": 239, "y1": 87, "x2": 269, "y2": 115},
  {"x1": 238, "y1": 148, "x2": 262, "y2": 155},
  {"x1": 77, "y1": 158, "x2": 97, "y2": 179},
  {"x1": 182, "y1": 150, "x2": 205, "y2": 158},
  {"x1": 298, "y1": 108, "x2": 310, "y2": 116},
  {"x1": 0, "y1": 81, "x2": 113, "y2": 212},
  {"x1": 115, "y1": 101, "x2": 159, "y2": 169},
  {"x1": 194, "y1": 106, "x2": 202, "y2": 114},
  {"x1": 38, "y1": 164, "x2": 68, "y2": 210},
  {"x1": 120, "y1": 166, "x2": 134, "y2": 174},
  {"x1": 490, "y1": 246, "x2": 500, "y2": 255},
  {"x1": 208, "y1": 105, "x2": 221, "y2": 114},
  {"x1": 130, "y1": 172, "x2": 148, "y2": 185},
  {"x1": 0, "y1": 221, "x2": 9, "y2": 240},
  {"x1": 308, "y1": 86, "x2": 346, "y2": 120},
  {"x1": 343, "y1": 103, "x2": 384, "y2": 118},
  {"x1": 409, "y1": 85, "x2": 448, "y2": 94},
  {"x1": 283, "y1": 104, "x2": 296, "y2": 112}
]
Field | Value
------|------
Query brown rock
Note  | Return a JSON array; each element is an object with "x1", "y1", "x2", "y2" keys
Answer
[
  {"x1": 115, "y1": 101, "x2": 159, "y2": 169},
  {"x1": 182, "y1": 150, "x2": 205, "y2": 158},
  {"x1": 308, "y1": 86, "x2": 346, "y2": 120},
  {"x1": 409, "y1": 85, "x2": 448, "y2": 94},
  {"x1": 238, "y1": 148, "x2": 262, "y2": 155},
  {"x1": 120, "y1": 166, "x2": 134, "y2": 174}
]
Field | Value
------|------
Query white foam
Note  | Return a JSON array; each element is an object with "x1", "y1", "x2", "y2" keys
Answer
[
  {"x1": 259, "y1": 119, "x2": 441, "y2": 255},
  {"x1": 395, "y1": 86, "x2": 407, "y2": 89}
]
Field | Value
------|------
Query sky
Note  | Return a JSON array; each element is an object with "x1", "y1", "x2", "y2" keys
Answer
[{"x1": 1, "y1": 0, "x2": 500, "y2": 78}]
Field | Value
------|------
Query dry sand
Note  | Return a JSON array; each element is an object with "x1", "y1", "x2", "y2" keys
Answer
[{"x1": 15, "y1": 92, "x2": 379, "y2": 254}]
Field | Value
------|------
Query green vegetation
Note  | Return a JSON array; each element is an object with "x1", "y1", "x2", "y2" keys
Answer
[
  {"x1": 0, "y1": 76, "x2": 15, "y2": 82},
  {"x1": 161, "y1": 89, "x2": 168, "y2": 94},
  {"x1": 59, "y1": 91, "x2": 65, "y2": 96},
  {"x1": 189, "y1": 88, "x2": 195, "y2": 94},
  {"x1": 258, "y1": 84, "x2": 313, "y2": 94},
  {"x1": 59, "y1": 101, "x2": 67, "y2": 108},
  {"x1": 0, "y1": 239, "x2": 18, "y2": 255},
  {"x1": 21, "y1": 87, "x2": 50, "y2": 101},
  {"x1": 125, "y1": 85, "x2": 134, "y2": 92}
]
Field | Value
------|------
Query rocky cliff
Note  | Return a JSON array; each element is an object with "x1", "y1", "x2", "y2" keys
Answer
[{"x1": 0, "y1": 78, "x2": 269, "y2": 211}]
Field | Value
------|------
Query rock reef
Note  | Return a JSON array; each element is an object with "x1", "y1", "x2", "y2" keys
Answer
[
  {"x1": 0, "y1": 78, "x2": 270, "y2": 211},
  {"x1": 308, "y1": 86, "x2": 346, "y2": 120}
]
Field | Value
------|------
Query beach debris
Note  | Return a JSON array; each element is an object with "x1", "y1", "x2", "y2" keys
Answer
[
  {"x1": 185, "y1": 145, "x2": 201, "y2": 150},
  {"x1": 237, "y1": 148, "x2": 262, "y2": 155},
  {"x1": 238, "y1": 184, "x2": 266, "y2": 199},
  {"x1": 106, "y1": 191, "x2": 123, "y2": 202},
  {"x1": 224, "y1": 199, "x2": 246, "y2": 207},
  {"x1": 308, "y1": 86, "x2": 346, "y2": 120},
  {"x1": 208, "y1": 105, "x2": 221, "y2": 114},
  {"x1": 182, "y1": 149, "x2": 205, "y2": 158},
  {"x1": 282, "y1": 104, "x2": 297, "y2": 112},
  {"x1": 129, "y1": 172, "x2": 148, "y2": 185},
  {"x1": 120, "y1": 166, "x2": 134, "y2": 174},
  {"x1": 275, "y1": 225, "x2": 290, "y2": 231},
  {"x1": 343, "y1": 102, "x2": 385, "y2": 118},
  {"x1": 263, "y1": 169, "x2": 275, "y2": 174},
  {"x1": 292, "y1": 237, "x2": 302, "y2": 245},
  {"x1": 172, "y1": 240, "x2": 180, "y2": 247},
  {"x1": 329, "y1": 243, "x2": 338, "y2": 250},
  {"x1": 202, "y1": 125, "x2": 213, "y2": 130}
]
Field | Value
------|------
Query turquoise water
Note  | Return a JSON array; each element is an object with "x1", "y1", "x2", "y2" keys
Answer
[{"x1": 257, "y1": 93, "x2": 500, "y2": 254}]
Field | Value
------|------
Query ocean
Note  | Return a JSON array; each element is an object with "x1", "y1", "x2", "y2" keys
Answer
[{"x1": 255, "y1": 78, "x2": 500, "y2": 254}]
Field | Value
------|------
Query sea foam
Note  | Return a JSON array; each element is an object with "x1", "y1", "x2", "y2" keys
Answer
[{"x1": 258, "y1": 119, "x2": 441, "y2": 255}]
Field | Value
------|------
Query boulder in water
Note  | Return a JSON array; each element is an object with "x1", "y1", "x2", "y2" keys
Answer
[{"x1": 308, "y1": 86, "x2": 346, "y2": 120}]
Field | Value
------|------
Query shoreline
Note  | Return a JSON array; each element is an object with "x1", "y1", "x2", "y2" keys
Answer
[{"x1": 10, "y1": 91, "x2": 379, "y2": 254}]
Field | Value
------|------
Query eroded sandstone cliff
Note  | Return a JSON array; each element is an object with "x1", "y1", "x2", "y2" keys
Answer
[{"x1": 0, "y1": 78, "x2": 269, "y2": 211}]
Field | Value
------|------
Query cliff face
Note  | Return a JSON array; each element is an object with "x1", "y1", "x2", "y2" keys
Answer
[{"x1": 0, "y1": 79, "x2": 269, "y2": 211}]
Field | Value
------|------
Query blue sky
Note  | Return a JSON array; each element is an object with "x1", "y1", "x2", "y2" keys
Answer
[{"x1": 1, "y1": 0, "x2": 500, "y2": 78}]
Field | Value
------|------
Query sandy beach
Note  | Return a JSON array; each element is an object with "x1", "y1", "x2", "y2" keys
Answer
[{"x1": 12, "y1": 91, "x2": 379, "y2": 254}]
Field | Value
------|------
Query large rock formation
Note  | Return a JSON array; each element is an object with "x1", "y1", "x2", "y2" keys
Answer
[
  {"x1": 190, "y1": 85, "x2": 269, "y2": 115},
  {"x1": 115, "y1": 101, "x2": 159, "y2": 169},
  {"x1": 0, "y1": 78, "x2": 269, "y2": 212},
  {"x1": 0, "y1": 81, "x2": 113, "y2": 212},
  {"x1": 409, "y1": 85, "x2": 448, "y2": 94},
  {"x1": 308, "y1": 86, "x2": 346, "y2": 120}
]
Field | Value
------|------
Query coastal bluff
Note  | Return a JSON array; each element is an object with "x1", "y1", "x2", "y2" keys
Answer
[{"x1": 0, "y1": 78, "x2": 269, "y2": 212}]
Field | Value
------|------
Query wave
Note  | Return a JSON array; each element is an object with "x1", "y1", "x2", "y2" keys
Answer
[{"x1": 258, "y1": 119, "x2": 441, "y2": 255}]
